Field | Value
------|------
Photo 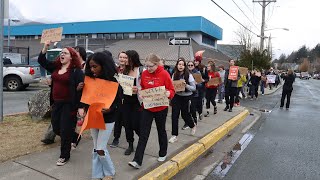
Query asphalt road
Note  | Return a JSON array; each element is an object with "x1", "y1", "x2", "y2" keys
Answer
[
  {"x1": 208, "y1": 78, "x2": 320, "y2": 180},
  {"x1": 2, "y1": 85, "x2": 46, "y2": 115}
]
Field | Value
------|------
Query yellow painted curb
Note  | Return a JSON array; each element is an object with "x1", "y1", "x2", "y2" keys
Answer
[
  {"x1": 171, "y1": 143, "x2": 206, "y2": 170},
  {"x1": 139, "y1": 109, "x2": 249, "y2": 180},
  {"x1": 139, "y1": 161, "x2": 179, "y2": 180}
]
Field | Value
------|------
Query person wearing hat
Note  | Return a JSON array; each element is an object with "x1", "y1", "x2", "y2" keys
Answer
[{"x1": 193, "y1": 51, "x2": 206, "y2": 120}]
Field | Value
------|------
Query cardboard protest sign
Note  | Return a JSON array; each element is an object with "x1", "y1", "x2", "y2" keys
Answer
[
  {"x1": 207, "y1": 77, "x2": 222, "y2": 86},
  {"x1": 139, "y1": 86, "x2": 169, "y2": 109},
  {"x1": 172, "y1": 80, "x2": 186, "y2": 92},
  {"x1": 228, "y1": 66, "x2": 239, "y2": 80},
  {"x1": 79, "y1": 103, "x2": 106, "y2": 137},
  {"x1": 239, "y1": 67, "x2": 248, "y2": 76},
  {"x1": 40, "y1": 27, "x2": 63, "y2": 43},
  {"x1": 80, "y1": 76, "x2": 119, "y2": 108},
  {"x1": 117, "y1": 74, "x2": 135, "y2": 96},
  {"x1": 192, "y1": 73, "x2": 203, "y2": 84},
  {"x1": 266, "y1": 75, "x2": 276, "y2": 83}
]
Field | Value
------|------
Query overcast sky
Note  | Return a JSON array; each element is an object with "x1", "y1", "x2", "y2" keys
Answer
[{"x1": 8, "y1": 0, "x2": 320, "y2": 59}]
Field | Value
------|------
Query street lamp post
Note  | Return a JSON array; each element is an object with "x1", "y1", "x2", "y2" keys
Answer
[
  {"x1": 259, "y1": 27, "x2": 289, "y2": 52},
  {"x1": 7, "y1": 18, "x2": 20, "y2": 47}
]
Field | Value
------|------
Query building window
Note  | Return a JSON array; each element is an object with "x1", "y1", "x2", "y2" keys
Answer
[
  {"x1": 167, "y1": 32, "x2": 174, "y2": 37},
  {"x1": 97, "y1": 34, "x2": 104, "y2": 38},
  {"x1": 136, "y1": 33, "x2": 143, "y2": 39},
  {"x1": 143, "y1": 33, "x2": 150, "y2": 39},
  {"x1": 104, "y1": 34, "x2": 110, "y2": 39},
  {"x1": 116, "y1": 33, "x2": 123, "y2": 39},
  {"x1": 123, "y1": 33, "x2": 129, "y2": 39},
  {"x1": 150, "y1": 32, "x2": 157, "y2": 39},
  {"x1": 110, "y1": 34, "x2": 116, "y2": 39},
  {"x1": 202, "y1": 35, "x2": 215, "y2": 47},
  {"x1": 158, "y1": 32, "x2": 166, "y2": 39}
]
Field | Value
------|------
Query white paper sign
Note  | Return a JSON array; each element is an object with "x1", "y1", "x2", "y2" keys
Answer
[
  {"x1": 266, "y1": 75, "x2": 276, "y2": 83},
  {"x1": 139, "y1": 86, "x2": 169, "y2": 109},
  {"x1": 118, "y1": 74, "x2": 135, "y2": 96}
]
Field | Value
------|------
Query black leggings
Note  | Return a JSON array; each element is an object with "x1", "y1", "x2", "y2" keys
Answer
[
  {"x1": 171, "y1": 95, "x2": 195, "y2": 136},
  {"x1": 205, "y1": 88, "x2": 217, "y2": 109},
  {"x1": 51, "y1": 102, "x2": 77, "y2": 160},
  {"x1": 225, "y1": 87, "x2": 237, "y2": 109}
]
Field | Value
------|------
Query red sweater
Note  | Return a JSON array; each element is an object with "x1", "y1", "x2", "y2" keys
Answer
[
  {"x1": 205, "y1": 71, "x2": 221, "y2": 89},
  {"x1": 140, "y1": 66, "x2": 175, "y2": 112}
]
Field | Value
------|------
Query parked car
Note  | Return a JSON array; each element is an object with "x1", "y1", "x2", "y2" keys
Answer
[{"x1": 3, "y1": 56, "x2": 41, "y2": 91}]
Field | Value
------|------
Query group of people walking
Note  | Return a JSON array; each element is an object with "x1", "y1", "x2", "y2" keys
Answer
[{"x1": 39, "y1": 40, "x2": 295, "y2": 180}]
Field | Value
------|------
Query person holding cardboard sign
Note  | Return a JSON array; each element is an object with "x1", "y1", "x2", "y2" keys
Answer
[
  {"x1": 38, "y1": 40, "x2": 85, "y2": 166},
  {"x1": 121, "y1": 50, "x2": 144, "y2": 156},
  {"x1": 224, "y1": 59, "x2": 240, "y2": 112},
  {"x1": 80, "y1": 52, "x2": 122, "y2": 179},
  {"x1": 187, "y1": 61, "x2": 203, "y2": 125},
  {"x1": 203, "y1": 63, "x2": 221, "y2": 117},
  {"x1": 169, "y1": 58, "x2": 197, "y2": 144},
  {"x1": 129, "y1": 54, "x2": 175, "y2": 169}
]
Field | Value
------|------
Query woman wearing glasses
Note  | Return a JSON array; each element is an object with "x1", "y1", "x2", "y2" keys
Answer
[
  {"x1": 38, "y1": 40, "x2": 85, "y2": 166},
  {"x1": 129, "y1": 54, "x2": 175, "y2": 169},
  {"x1": 187, "y1": 61, "x2": 203, "y2": 125}
]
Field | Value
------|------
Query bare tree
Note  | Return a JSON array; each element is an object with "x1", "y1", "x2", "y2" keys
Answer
[{"x1": 234, "y1": 26, "x2": 254, "y2": 51}]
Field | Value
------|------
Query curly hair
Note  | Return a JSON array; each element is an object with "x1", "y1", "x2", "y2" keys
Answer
[{"x1": 54, "y1": 47, "x2": 82, "y2": 70}]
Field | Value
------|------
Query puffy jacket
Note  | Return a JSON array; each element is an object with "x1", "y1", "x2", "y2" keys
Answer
[
  {"x1": 140, "y1": 66, "x2": 175, "y2": 112},
  {"x1": 237, "y1": 75, "x2": 247, "y2": 87}
]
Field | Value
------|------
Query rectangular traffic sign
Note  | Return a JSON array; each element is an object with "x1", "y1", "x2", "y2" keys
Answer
[{"x1": 169, "y1": 37, "x2": 191, "y2": 46}]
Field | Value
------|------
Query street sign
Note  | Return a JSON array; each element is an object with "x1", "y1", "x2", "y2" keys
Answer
[{"x1": 169, "y1": 37, "x2": 190, "y2": 46}]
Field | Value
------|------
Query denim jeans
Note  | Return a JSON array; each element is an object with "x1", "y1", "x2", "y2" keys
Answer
[
  {"x1": 91, "y1": 123, "x2": 115, "y2": 178},
  {"x1": 218, "y1": 84, "x2": 225, "y2": 101}
]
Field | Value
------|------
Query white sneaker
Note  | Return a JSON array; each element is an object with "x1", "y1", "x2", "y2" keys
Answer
[
  {"x1": 56, "y1": 158, "x2": 68, "y2": 166},
  {"x1": 71, "y1": 143, "x2": 77, "y2": 150},
  {"x1": 157, "y1": 156, "x2": 167, "y2": 162},
  {"x1": 168, "y1": 136, "x2": 178, "y2": 143},
  {"x1": 128, "y1": 161, "x2": 141, "y2": 169},
  {"x1": 191, "y1": 126, "x2": 196, "y2": 135}
]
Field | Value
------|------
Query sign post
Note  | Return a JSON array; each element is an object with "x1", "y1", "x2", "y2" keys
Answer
[
  {"x1": 0, "y1": 0, "x2": 7, "y2": 122},
  {"x1": 168, "y1": 37, "x2": 191, "y2": 60}
]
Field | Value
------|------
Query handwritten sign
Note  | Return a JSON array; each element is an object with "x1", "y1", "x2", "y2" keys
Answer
[
  {"x1": 192, "y1": 73, "x2": 202, "y2": 84},
  {"x1": 239, "y1": 67, "x2": 248, "y2": 76},
  {"x1": 79, "y1": 103, "x2": 106, "y2": 138},
  {"x1": 117, "y1": 74, "x2": 135, "y2": 96},
  {"x1": 40, "y1": 27, "x2": 63, "y2": 43},
  {"x1": 139, "y1": 86, "x2": 169, "y2": 109},
  {"x1": 207, "y1": 77, "x2": 222, "y2": 86},
  {"x1": 228, "y1": 66, "x2": 239, "y2": 80},
  {"x1": 80, "y1": 76, "x2": 119, "y2": 108},
  {"x1": 172, "y1": 80, "x2": 186, "y2": 92},
  {"x1": 266, "y1": 75, "x2": 276, "y2": 83}
]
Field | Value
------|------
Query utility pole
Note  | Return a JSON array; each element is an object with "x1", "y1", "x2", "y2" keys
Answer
[{"x1": 253, "y1": 0, "x2": 276, "y2": 52}]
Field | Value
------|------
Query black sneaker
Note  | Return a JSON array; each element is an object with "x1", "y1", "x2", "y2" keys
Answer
[
  {"x1": 228, "y1": 108, "x2": 232, "y2": 112},
  {"x1": 204, "y1": 111, "x2": 210, "y2": 117},
  {"x1": 182, "y1": 124, "x2": 189, "y2": 130},
  {"x1": 199, "y1": 114, "x2": 203, "y2": 120},
  {"x1": 110, "y1": 138, "x2": 119, "y2": 148},
  {"x1": 224, "y1": 106, "x2": 229, "y2": 111},
  {"x1": 41, "y1": 139, "x2": 55, "y2": 145}
]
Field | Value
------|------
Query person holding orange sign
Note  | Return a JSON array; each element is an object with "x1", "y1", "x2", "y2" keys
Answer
[
  {"x1": 38, "y1": 40, "x2": 85, "y2": 166},
  {"x1": 224, "y1": 59, "x2": 240, "y2": 112},
  {"x1": 81, "y1": 52, "x2": 122, "y2": 180},
  {"x1": 129, "y1": 54, "x2": 175, "y2": 169}
]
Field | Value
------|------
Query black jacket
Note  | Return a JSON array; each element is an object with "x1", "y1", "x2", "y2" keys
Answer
[
  {"x1": 38, "y1": 51, "x2": 84, "y2": 110},
  {"x1": 282, "y1": 74, "x2": 295, "y2": 92}
]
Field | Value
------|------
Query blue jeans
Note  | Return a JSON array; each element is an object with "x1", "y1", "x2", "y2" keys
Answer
[
  {"x1": 91, "y1": 123, "x2": 115, "y2": 178},
  {"x1": 260, "y1": 82, "x2": 265, "y2": 94},
  {"x1": 218, "y1": 84, "x2": 225, "y2": 101}
]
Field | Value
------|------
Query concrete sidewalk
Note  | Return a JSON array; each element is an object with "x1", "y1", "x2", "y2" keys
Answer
[
  {"x1": 0, "y1": 85, "x2": 281, "y2": 180},
  {"x1": 1, "y1": 105, "x2": 248, "y2": 180}
]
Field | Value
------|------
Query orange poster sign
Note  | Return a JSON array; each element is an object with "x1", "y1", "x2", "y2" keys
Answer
[
  {"x1": 80, "y1": 76, "x2": 119, "y2": 108},
  {"x1": 228, "y1": 66, "x2": 239, "y2": 80},
  {"x1": 79, "y1": 103, "x2": 106, "y2": 137},
  {"x1": 40, "y1": 27, "x2": 63, "y2": 43}
]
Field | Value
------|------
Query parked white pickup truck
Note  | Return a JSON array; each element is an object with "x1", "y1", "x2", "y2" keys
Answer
[{"x1": 3, "y1": 53, "x2": 41, "y2": 91}]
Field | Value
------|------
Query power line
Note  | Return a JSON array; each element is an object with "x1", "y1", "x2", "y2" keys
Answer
[
  {"x1": 231, "y1": 0, "x2": 260, "y2": 31},
  {"x1": 209, "y1": 0, "x2": 259, "y2": 36},
  {"x1": 240, "y1": 0, "x2": 260, "y2": 23}
]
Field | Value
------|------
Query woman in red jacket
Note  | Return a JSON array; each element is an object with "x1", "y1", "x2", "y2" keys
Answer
[
  {"x1": 204, "y1": 63, "x2": 221, "y2": 117},
  {"x1": 128, "y1": 54, "x2": 175, "y2": 169}
]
